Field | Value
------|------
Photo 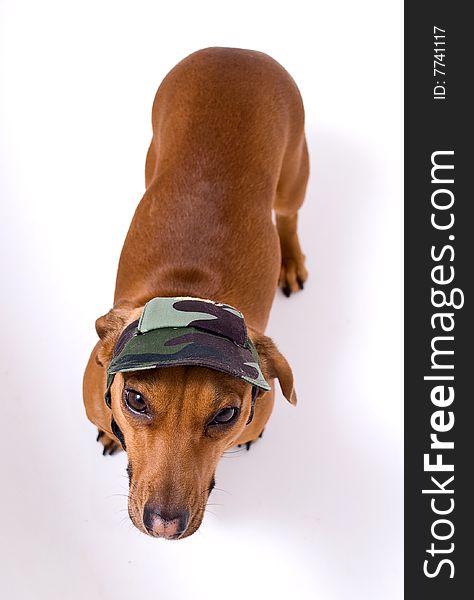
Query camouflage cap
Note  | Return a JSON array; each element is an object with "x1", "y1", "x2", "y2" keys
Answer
[{"x1": 104, "y1": 297, "x2": 271, "y2": 406}]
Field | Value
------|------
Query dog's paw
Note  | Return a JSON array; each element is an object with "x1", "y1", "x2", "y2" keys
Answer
[
  {"x1": 279, "y1": 254, "x2": 308, "y2": 297},
  {"x1": 238, "y1": 440, "x2": 254, "y2": 451},
  {"x1": 237, "y1": 429, "x2": 264, "y2": 451},
  {"x1": 96, "y1": 429, "x2": 122, "y2": 456}
]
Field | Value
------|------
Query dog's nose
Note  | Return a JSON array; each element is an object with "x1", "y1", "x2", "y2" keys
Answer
[{"x1": 143, "y1": 504, "x2": 189, "y2": 539}]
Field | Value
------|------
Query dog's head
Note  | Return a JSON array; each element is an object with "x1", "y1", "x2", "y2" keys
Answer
[{"x1": 94, "y1": 304, "x2": 295, "y2": 539}]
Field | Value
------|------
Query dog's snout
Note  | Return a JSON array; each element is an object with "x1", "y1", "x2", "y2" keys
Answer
[{"x1": 143, "y1": 504, "x2": 189, "y2": 539}]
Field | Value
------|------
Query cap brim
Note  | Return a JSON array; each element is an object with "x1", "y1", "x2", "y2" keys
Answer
[{"x1": 107, "y1": 326, "x2": 271, "y2": 391}]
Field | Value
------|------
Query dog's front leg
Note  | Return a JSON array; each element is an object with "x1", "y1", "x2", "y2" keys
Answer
[
  {"x1": 233, "y1": 388, "x2": 275, "y2": 450},
  {"x1": 83, "y1": 341, "x2": 122, "y2": 455},
  {"x1": 96, "y1": 429, "x2": 121, "y2": 455}
]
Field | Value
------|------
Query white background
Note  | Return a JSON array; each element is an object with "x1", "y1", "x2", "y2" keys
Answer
[{"x1": 0, "y1": 1, "x2": 403, "y2": 599}]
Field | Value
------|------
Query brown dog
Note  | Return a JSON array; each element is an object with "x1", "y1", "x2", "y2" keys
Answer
[{"x1": 83, "y1": 47, "x2": 309, "y2": 539}]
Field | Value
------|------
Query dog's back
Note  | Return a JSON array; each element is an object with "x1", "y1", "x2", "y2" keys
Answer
[{"x1": 114, "y1": 48, "x2": 307, "y2": 330}]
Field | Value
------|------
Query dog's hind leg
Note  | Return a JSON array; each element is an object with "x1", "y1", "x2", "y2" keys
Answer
[{"x1": 274, "y1": 135, "x2": 309, "y2": 297}]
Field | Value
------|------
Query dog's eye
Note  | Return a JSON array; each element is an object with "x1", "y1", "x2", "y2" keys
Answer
[
  {"x1": 123, "y1": 389, "x2": 147, "y2": 414},
  {"x1": 210, "y1": 407, "x2": 239, "y2": 426}
]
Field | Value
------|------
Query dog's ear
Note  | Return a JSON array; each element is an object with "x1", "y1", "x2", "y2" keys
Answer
[
  {"x1": 249, "y1": 330, "x2": 297, "y2": 405},
  {"x1": 94, "y1": 307, "x2": 133, "y2": 368}
]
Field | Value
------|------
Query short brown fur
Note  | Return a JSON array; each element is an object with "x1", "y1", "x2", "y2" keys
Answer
[{"x1": 83, "y1": 47, "x2": 309, "y2": 538}]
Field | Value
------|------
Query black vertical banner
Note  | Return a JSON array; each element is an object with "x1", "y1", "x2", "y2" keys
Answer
[{"x1": 405, "y1": 3, "x2": 473, "y2": 598}]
